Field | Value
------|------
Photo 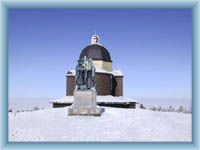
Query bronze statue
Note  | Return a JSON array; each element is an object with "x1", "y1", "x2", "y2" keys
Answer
[{"x1": 75, "y1": 56, "x2": 96, "y2": 90}]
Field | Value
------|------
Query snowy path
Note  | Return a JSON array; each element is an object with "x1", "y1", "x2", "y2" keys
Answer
[{"x1": 9, "y1": 107, "x2": 191, "y2": 142}]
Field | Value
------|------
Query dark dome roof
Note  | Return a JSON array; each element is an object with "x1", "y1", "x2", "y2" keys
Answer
[{"x1": 79, "y1": 44, "x2": 112, "y2": 62}]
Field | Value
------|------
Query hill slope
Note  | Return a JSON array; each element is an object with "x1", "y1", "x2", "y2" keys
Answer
[{"x1": 9, "y1": 107, "x2": 191, "y2": 142}]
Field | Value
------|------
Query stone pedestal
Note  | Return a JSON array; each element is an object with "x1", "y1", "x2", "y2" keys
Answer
[{"x1": 68, "y1": 89, "x2": 102, "y2": 116}]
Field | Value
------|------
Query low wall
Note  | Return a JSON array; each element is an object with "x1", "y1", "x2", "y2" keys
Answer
[{"x1": 52, "y1": 102, "x2": 136, "y2": 109}]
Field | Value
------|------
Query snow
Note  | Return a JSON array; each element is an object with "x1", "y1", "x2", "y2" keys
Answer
[
  {"x1": 66, "y1": 68, "x2": 123, "y2": 76},
  {"x1": 50, "y1": 95, "x2": 138, "y2": 104},
  {"x1": 9, "y1": 107, "x2": 191, "y2": 142},
  {"x1": 112, "y1": 69, "x2": 123, "y2": 76},
  {"x1": 9, "y1": 97, "x2": 53, "y2": 112}
]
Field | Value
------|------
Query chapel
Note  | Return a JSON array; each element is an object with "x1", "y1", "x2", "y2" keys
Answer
[{"x1": 66, "y1": 35, "x2": 123, "y2": 96}]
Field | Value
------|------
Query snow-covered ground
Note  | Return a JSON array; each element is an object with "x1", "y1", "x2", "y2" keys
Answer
[
  {"x1": 9, "y1": 107, "x2": 191, "y2": 142},
  {"x1": 9, "y1": 97, "x2": 53, "y2": 112}
]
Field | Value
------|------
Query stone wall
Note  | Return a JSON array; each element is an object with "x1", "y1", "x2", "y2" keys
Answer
[
  {"x1": 66, "y1": 73, "x2": 123, "y2": 96},
  {"x1": 95, "y1": 73, "x2": 112, "y2": 95},
  {"x1": 66, "y1": 75, "x2": 75, "y2": 96},
  {"x1": 114, "y1": 76, "x2": 123, "y2": 96},
  {"x1": 52, "y1": 102, "x2": 136, "y2": 109}
]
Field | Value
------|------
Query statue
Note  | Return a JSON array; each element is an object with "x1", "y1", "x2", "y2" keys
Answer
[
  {"x1": 75, "y1": 56, "x2": 96, "y2": 90},
  {"x1": 68, "y1": 56, "x2": 102, "y2": 116}
]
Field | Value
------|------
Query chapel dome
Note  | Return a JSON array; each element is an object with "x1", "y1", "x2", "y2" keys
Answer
[{"x1": 79, "y1": 44, "x2": 112, "y2": 62}]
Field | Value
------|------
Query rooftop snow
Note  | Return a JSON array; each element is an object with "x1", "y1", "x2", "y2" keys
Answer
[
  {"x1": 50, "y1": 95, "x2": 138, "y2": 104},
  {"x1": 66, "y1": 68, "x2": 123, "y2": 76}
]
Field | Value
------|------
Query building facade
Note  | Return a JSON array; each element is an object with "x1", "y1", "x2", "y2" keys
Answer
[{"x1": 66, "y1": 35, "x2": 123, "y2": 96}]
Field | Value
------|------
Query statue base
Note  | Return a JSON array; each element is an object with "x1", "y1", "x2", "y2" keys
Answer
[{"x1": 68, "y1": 89, "x2": 102, "y2": 116}]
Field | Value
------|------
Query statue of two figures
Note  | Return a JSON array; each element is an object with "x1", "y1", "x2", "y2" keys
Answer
[
  {"x1": 68, "y1": 56, "x2": 102, "y2": 116},
  {"x1": 75, "y1": 56, "x2": 96, "y2": 90}
]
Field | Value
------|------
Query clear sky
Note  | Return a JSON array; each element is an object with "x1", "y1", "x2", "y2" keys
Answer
[{"x1": 9, "y1": 8, "x2": 192, "y2": 102}]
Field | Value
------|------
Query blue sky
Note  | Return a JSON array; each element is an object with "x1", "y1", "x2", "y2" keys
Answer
[{"x1": 9, "y1": 9, "x2": 192, "y2": 102}]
